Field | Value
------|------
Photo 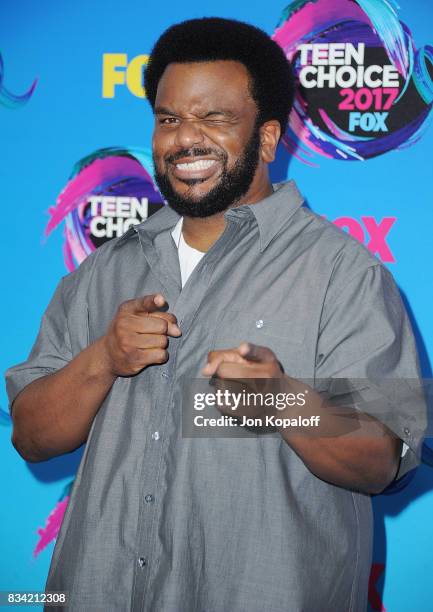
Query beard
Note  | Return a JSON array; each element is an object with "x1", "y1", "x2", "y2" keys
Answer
[{"x1": 153, "y1": 126, "x2": 261, "y2": 218}]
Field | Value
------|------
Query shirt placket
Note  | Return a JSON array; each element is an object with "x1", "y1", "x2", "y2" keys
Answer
[{"x1": 130, "y1": 218, "x2": 246, "y2": 611}]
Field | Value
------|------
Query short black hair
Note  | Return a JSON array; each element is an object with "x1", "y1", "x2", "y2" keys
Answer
[{"x1": 144, "y1": 17, "x2": 294, "y2": 137}]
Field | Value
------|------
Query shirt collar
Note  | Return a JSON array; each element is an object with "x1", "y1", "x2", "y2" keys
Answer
[
  {"x1": 114, "y1": 204, "x2": 180, "y2": 247},
  {"x1": 224, "y1": 180, "x2": 304, "y2": 252},
  {"x1": 115, "y1": 179, "x2": 304, "y2": 252}
]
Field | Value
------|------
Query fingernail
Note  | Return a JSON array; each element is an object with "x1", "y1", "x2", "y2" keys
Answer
[{"x1": 239, "y1": 342, "x2": 249, "y2": 355}]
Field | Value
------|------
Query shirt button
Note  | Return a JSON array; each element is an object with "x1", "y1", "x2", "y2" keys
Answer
[
  {"x1": 161, "y1": 372, "x2": 169, "y2": 379},
  {"x1": 404, "y1": 427, "x2": 411, "y2": 437},
  {"x1": 151, "y1": 431, "x2": 160, "y2": 441},
  {"x1": 145, "y1": 494, "x2": 154, "y2": 503},
  {"x1": 138, "y1": 557, "x2": 147, "y2": 568},
  {"x1": 255, "y1": 319, "x2": 264, "y2": 329}
]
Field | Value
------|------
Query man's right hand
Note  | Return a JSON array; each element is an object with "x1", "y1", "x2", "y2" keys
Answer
[
  {"x1": 103, "y1": 293, "x2": 181, "y2": 377},
  {"x1": 10, "y1": 292, "x2": 181, "y2": 461}
]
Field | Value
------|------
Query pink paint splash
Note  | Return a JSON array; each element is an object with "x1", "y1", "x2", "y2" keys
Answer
[
  {"x1": 46, "y1": 147, "x2": 163, "y2": 270},
  {"x1": 34, "y1": 497, "x2": 69, "y2": 557},
  {"x1": 45, "y1": 156, "x2": 153, "y2": 235}
]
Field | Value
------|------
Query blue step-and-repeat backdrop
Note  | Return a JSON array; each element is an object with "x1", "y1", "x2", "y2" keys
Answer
[{"x1": 2, "y1": 0, "x2": 433, "y2": 609}]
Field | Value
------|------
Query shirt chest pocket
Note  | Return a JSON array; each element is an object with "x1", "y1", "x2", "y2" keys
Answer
[{"x1": 210, "y1": 309, "x2": 307, "y2": 375}]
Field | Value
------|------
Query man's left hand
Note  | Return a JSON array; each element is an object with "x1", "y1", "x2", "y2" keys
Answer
[
  {"x1": 202, "y1": 342, "x2": 284, "y2": 420},
  {"x1": 202, "y1": 342, "x2": 283, "y2": 379}
]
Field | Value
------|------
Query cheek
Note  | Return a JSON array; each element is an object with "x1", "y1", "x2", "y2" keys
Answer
[
  {"x1": 210, "y1": 128, "x2": 253, "y2": 162},
  {"x1": 210, "y1": 129, "x2": 239, "y2": 150},
  {"x1": 152, "y1": 131, "x2": 172, "y2": 164}
]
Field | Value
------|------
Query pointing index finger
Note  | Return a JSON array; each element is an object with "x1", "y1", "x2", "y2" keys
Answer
[
  {"x1": 140, "y1": 293, "x2": 166, "y2": 312},
  {"x1": 120, "y1": 293, "x2": 166, "y2": 315},
  {"x1": 238, "y1": 342, "x2": 275, "y2": 363}
]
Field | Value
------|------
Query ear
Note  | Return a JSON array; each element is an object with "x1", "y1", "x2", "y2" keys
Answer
[{"x1": 259, "y1": 120, "x2": 281, "y2": 164}]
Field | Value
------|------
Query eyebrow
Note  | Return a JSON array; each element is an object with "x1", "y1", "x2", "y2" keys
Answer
[
  {"x1": 154, "y1": 106, "x2": 236, "y2": 119},
  {"x1": 203, "y1": 110, "x2": 236, "y2": 119},
  {"x1": 155, "y1": 106, "x2": 179, "y2": 116}
]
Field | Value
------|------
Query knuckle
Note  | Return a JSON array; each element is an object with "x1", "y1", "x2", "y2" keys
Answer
[
  {"x1": 158, "y1": 335, "x2": 169, "y2": 348},
  {"x1": 140, "y1": 316, "x2": 154, "y2": 334},
  {"x1": 263, "y1": 365, "x2": 274, "y2": 377},
  {"x1": 112, "y1": 318, "x2": 129, "y2": 343},
  {"x1": 115, "y1": 317, "x2": 128, "y2": 333},
  {"x1": 149, "y1": 315, "x2": 168, "y2": 333},
  {"x1": 117, "y1": 337, "x2": 128, "y2": 352},
  {"x1": 120, "y1": 343, "x2": 133, "y2": 358},
  {"x1": 118, "y1": 299, "x2": 132, "y2": 313},
  {"x1": 154, "y1": 349, "x2": 168, "y2": 363},
  {"x1": 132, "y1": 348, "x2": 145, "y2": 363},
  {"x1": 159, "y1": 317, "x2": 169, "y2": 333}
]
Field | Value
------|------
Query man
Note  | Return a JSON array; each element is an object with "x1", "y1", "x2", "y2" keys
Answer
[{"x1": 6, "y1": 17, "x2": 425, "y2": 612}]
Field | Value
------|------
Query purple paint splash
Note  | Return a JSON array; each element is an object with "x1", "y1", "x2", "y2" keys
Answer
[{"x1": 0, "y1": 53, "x2": 37, "y2": 109}]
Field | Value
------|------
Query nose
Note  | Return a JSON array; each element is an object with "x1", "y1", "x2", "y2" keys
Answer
[{"x1": 174, "y1": 119, "x2": 204, "y2": 149}]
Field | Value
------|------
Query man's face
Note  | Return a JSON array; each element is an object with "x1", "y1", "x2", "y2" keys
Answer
[{"x1": 152, "y1": 60, "x2": 264, "y2": 217}]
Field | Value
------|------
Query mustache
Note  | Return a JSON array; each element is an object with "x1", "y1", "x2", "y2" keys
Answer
[{"x1": 165, "y1": 148, "x2": 226, "y2": 164}]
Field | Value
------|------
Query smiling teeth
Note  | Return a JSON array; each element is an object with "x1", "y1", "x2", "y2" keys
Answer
[{"x1": 176, "y1": 159, "x2": 216, "y2": 170}]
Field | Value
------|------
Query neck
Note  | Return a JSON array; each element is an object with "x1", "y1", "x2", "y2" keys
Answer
[{"x1": 182, "y1": 175, "x2": 273, "y2": 252}]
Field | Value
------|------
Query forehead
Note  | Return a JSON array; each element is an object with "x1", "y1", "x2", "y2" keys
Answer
[{"x1": 154, "y1": 60, "x2": 256, "y2": 114}]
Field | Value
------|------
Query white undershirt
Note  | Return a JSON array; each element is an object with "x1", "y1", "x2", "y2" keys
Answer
[{"x1": 171, "y1": 217, "x2": 206, "y2": 287}]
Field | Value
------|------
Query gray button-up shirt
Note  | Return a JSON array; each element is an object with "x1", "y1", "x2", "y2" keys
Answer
[{"x1": 5, "y1": 181, "x2": 425, "y2": 612}]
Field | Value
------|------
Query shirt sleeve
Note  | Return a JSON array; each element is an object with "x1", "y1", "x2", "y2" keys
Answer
[
  {"x1": 5, "y1": 277, "x2": 73, "y2": 410},
  {"x1": 315, "y1": 262, "x2": 426, "y2": 481}
]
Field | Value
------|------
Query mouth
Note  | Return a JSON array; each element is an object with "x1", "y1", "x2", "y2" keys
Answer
[{"x1": 169, "y1": 157, "x2": 220, "y2": 182}]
